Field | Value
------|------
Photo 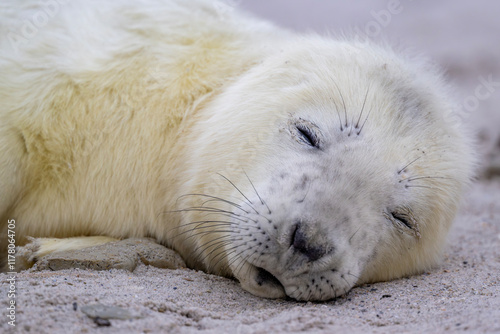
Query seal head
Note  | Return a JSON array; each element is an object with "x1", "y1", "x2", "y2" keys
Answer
[{"x1": 180, "y1": 38, "x2": 474, "y2": 301}]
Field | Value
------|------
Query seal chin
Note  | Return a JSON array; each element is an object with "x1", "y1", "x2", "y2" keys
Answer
[{"x1": 234, "y1": 262, "x2": 286, "y2": 299}]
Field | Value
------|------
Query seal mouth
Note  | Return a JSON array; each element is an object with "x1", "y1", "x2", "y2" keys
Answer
[{"x1": 255, "y1": 266, "x2": 285, "y2": 292}]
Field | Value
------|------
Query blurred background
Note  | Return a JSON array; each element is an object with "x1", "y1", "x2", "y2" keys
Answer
[{"x1": 238, "y1": 0, "x2": 500, "y2": 180}]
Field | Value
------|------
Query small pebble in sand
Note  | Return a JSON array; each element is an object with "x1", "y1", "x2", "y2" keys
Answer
[{"x1": 93, "y1": 317, "x2": 111, "y2": 327}]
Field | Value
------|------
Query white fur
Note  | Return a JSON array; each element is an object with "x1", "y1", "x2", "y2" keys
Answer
[{"x1": 0, "y1": 0, "x2": 474, "y2": 301}]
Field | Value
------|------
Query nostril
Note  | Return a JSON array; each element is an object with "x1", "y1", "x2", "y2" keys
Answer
[
  {"x1": 291, "y1": 223, "x2": 325, "y2": 262},
  {"x1": 291, "y1": 224, "x2": 308, "y2": 252}
]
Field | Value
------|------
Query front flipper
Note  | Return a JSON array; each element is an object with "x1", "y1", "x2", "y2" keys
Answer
[
  {"x1": 16, "y1": 237, "x2": 186, "y2": 272},
  {"x1": 16, "y1": 236, "x2": 118, "y2": 270}
]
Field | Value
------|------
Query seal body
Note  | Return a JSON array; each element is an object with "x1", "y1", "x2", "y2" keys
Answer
[{"x1": 0, "y1": 0, "x2": 474, "y2": 301}]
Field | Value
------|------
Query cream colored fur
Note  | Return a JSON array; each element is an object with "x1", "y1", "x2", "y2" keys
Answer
[
  {"x1": 0, "y1": 0, "x2": 280, "y2": 249},
  {"x1": 1, "y1": 0, "x2": 474, "y2": 301}
]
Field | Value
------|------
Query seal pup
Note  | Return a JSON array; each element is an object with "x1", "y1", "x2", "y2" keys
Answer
[{"x1": 0, "y1": 0, "x2": 474, "y2": 301}]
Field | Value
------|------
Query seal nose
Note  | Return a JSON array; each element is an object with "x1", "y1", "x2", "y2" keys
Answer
[{"x1": 291, "y1": 223, "x2": 326, "y2": 262}]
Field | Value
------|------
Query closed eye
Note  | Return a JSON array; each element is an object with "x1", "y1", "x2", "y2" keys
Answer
[
  {"x1": 296, "y1": 124, "x2": 320, "y2": 148},
  {"x1": 390, "y1": 212, "x2": 412, "y2": 230},
  {"x1": 388, "y1": 208, "x2": 420, "y2": 238}
]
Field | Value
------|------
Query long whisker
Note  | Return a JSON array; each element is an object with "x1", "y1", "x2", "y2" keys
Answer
[
  {"x1": 234, "y1": 247, "x2": 260, "y2": 277},
  {"x1": 356, "y1": 103, "x2": 372, "y2": 136},
  {"x1": 217, "y1": 173, "x2": 258, "y2": 213},
  {"x1": 332, "y1": 80, "x2": 347, "y2": 128},
  {"x1": 243, "y1": 170, "x2": 272, "y2": 215},
  {"x1": 229, "y1": 242, "x2": 259, "y2": 272},
  {"x1": 162, "y1": 213, "x2": 247, "y2": 240},
  {"x1": 189, "y1": 221, "x2": 236, "y2": 231},
  {"x1": 403, "y1": 176, "x2": 452, "y2": 182},
  {"x1": 210, "y1": 242, "x2": 247, "y2": 271},
  {"x1": 199, "y1": 211, "x2": 260, "y2": 224},
  {"x1": 161, "y1": 177, "x2": 274, "y2": 279},
  {"x1": 185, "y1": 228, "x2": 237, "y2": 240},
  {"x1": 177, "y1": 193, "x2": 249, "y2": 213},
  {"x1": 169, "y1": 207, "x2": 241, "y2": 216},
  {"x1": 197, "y1": 239, "x2": 234, "y2": 265},
  {"x1": 332, "y1": 96, "x2": 344, "y2": 131},
  {"x1": 169, "y1": 219, "x2": 253, "y2": 240},
  {"x1": 348, "y1": 227, "x2": 361, "y2": 243},
  {"x1": 356, "y1": 86, "x2": 370, "y2": 129},
  {"x1": 210, "y1": 247, "x2": 238, "y2": 273},
  {"x1": 200, "y1": 198, "x2": 250, "y2": 214},
  {"x1": 404, "y1": 185, "x2": 437, "y2": 190},
  {"x1": 184, "y1": 220, "x2": 261, "y2": 233},
  {"x1": 397, "y1": 156, "x2": 423, "y2": 174},
  {"x1": 201, "y1": 211, "x2": 257, "y2": 224}
]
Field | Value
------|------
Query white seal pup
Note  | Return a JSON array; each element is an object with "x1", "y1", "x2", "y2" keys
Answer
[{"x1": 0, "y1": 0, "x2": 474, "y2": 301}]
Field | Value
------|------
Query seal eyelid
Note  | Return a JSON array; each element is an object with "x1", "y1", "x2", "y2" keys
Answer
[
  {"x1": 386, "y1": 208, "x2": 421, "y2": 238},
  {"x1": 390, "y1": 212, "x2": 412, "y2": 230},
  {"x1": 295, "y1": 123, "x2": 320, "y2": 149}
]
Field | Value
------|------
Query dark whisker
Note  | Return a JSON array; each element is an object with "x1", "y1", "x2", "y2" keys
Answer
[
  {"x1": 404, "y1": 176, "x2": 452, "y2": 182},
  {"x1": 346, "y1": 272, "x2": 360, "y2": 280},
  {"x1": 327, "y1": 282, "x2": 336, "y2": 300},
  {"x1": 332, "y1": 97, "x2": 344, "y2": 131},
  {"x1": 405, "y1": 185, "x2": 437, "y2": 190},
  {"x1": 211, "y1": 247, "x2": 239, "y2": 273},
  {"x1": 170, "y1": 207, "x2": 241, "y2": 216},
  {"x1": 195, "y1": 211, "x2": 260, "y2": 224},
  {"x1": 164, "y1": 222, "x2": 232, "y2": 242},
  {"x1": 348, "y1": 227, "x2": 361, "y2": 243},
  {"x1": 162, "y1": 215, "x2": 248, "y2": 240},
  {"x1": 195, "y1": 236, "x2": 234, "y2": 255},
  {"x1": 182, "y1": 223, "x2": 253, "y2": 237},
  {"x1": 185, "y1": 229, "x2": 236, "y2": 240},
  {"x1": 195, "y1": 235, "x2": 234, "y2": 261},
  {"x1": 355, "y1": 86, "x2": 370, "y2": 129},
  {"x1": 243, "y1": 170, "x2": 272, "y2": 215},
  {"x1": 189, "y1": 222, "x2": 236, "y2": 231},
  {"x1": 192, "y1": 226, "x2": 258, "y2": 261},
  {"x1": 183, "y1": 220, "x2": 261, "y2": 233},
  {"x1": 210, "y1": 242, "x2": 248, "y2": 271},
  {"x1": 201, "y1": 199, "x2": 253, "y2": 216},
  {"x1": 225, "y1": 249, "x2": 246, "y2": 274},
  {"x1": 235, "y1": 248, "x2": 261, "y2": 277},
  {"x1": 217, "y1": 173, "x2": 258, "y2": 213},
  {"x1": 230, "y1": 244, "x2": 260, "y2": 274},
  {"x1": 193, "y1": 234, "x2": 234, "y2": 255},
  {"x1": 197, "y1": 240, "x2": 234, "y2": 266},
  {"x1": 332, "y1": 80, "x2": 348, "y2": 128},
  {"x1": 177, "y1": 193, "x2": 249, "y2": 214},
  {"x1": 356, "y1": 103, "x2": 372, "y2": 135},
  {"x1": 397, "y1": 156, "x2": 423, "y2": 174}
]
